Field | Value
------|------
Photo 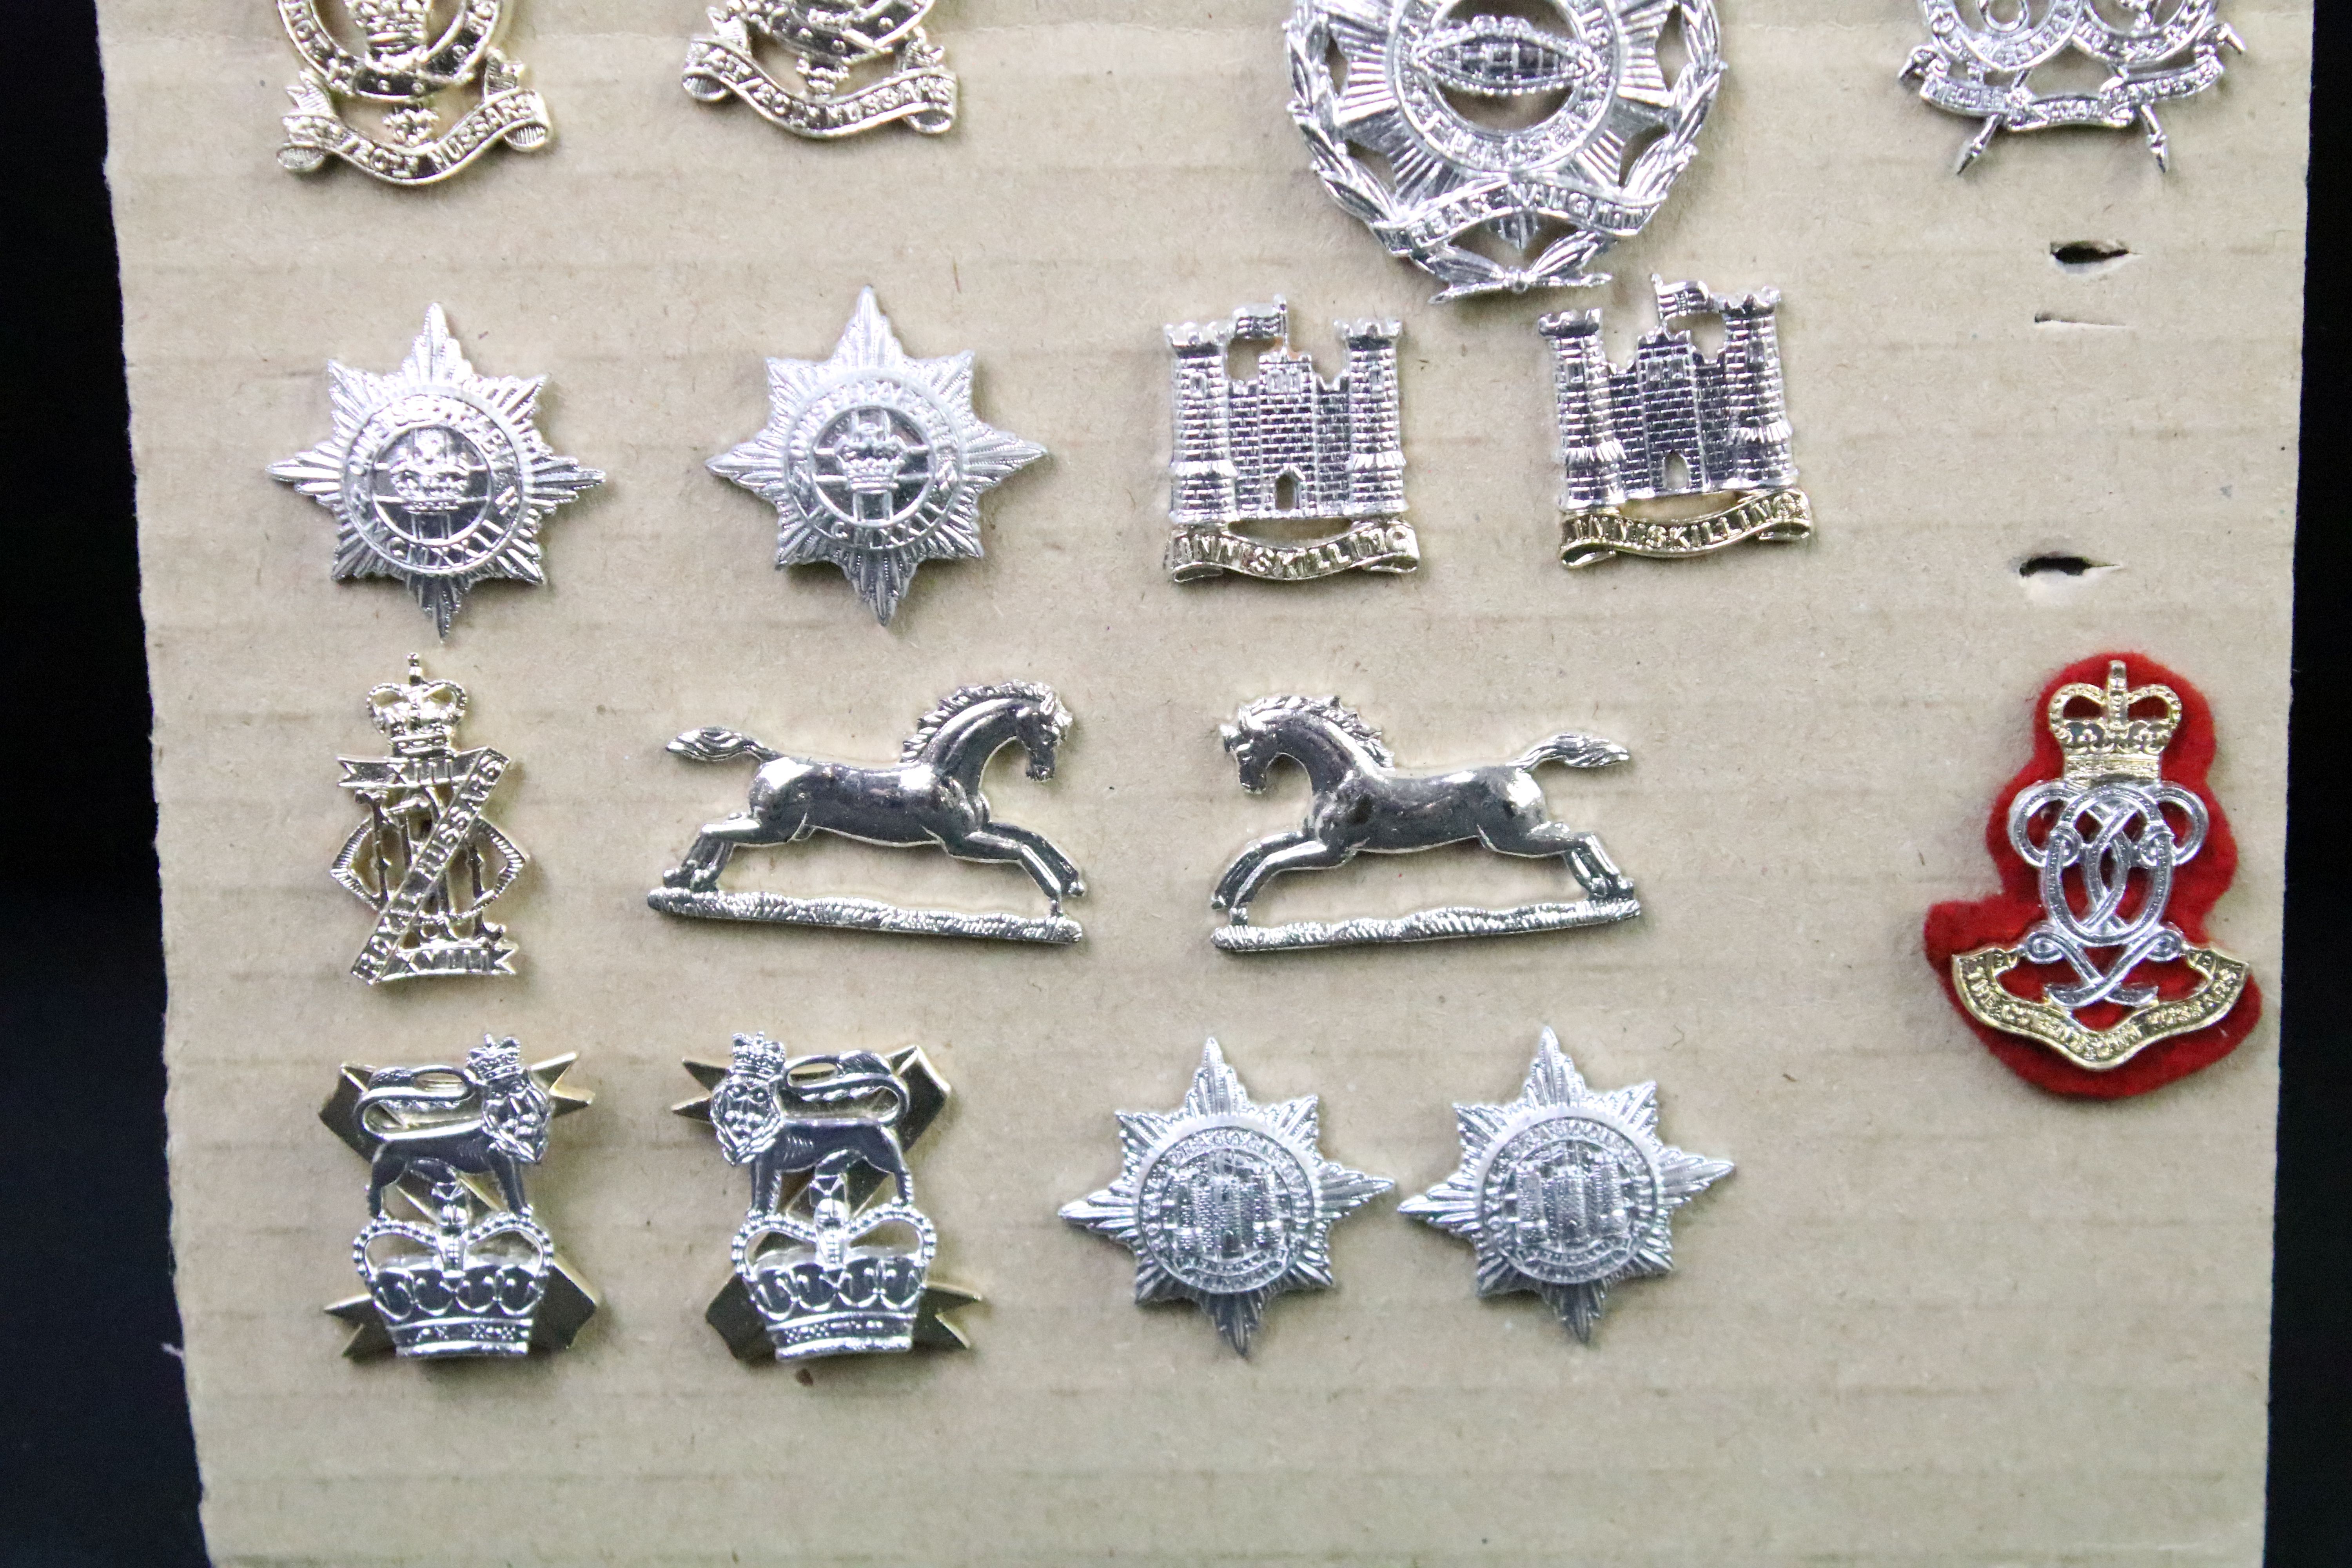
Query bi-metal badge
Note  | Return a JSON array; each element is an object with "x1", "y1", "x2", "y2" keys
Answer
[
  {"x1": 333, "y1": 656, "x2": 527, "y2": 984},
  {"x1": 1209, "y1": 696, "x2": 1639, "y2": 950},
  {"x1": 684, "y1": 0, "x2": 957, "y2": 139},
  {"x1": 1060, "y1": 1041, "x2": 1391, "y2": 1355},
  {"x1": 1288, "y1": 0, "x2": 1723, "y2": 300},
  {"x1": 277, "y1": 0, "x2": 554, "y2": 184},
  {"x1": 1164, "y1": 299, "x2": 1416, "y2": 584},
  {"x1": 1402, "y1": 1029, "x2": 1730, "y2": 1343},
  {"x1": 709, "y1": 289, "x2": 1044, "y2": 625},
  {"x1": 1543, "y1": 277, "x2": 1812, "y2": 568},
  {"x1": 1927, "y1": 656, "x2": 2259, "y2": 1097},
  {"x1": 1902, "y1": 0, "x2": 2243, "y2": 172},
  {"x1": 321, "y1": 1038, "x2": 596, "y2": 1358},
  {"x1": 678, "y1": 1038, "x2": 977, "y2": 1362},
  {"x1": 270, "y1": 307, "x2": 603, "y2": 635},
  {"x1": 649, "y1": 683, "x2": 1085, "y2": 944}
]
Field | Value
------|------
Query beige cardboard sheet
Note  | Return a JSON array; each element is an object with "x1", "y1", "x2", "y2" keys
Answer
[{"x1": 102, "y1": 1, "x2": 2311, "y2": 1561}]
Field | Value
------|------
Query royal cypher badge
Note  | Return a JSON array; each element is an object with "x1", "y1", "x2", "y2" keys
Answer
[{"x1": 1925, "y1": 654, "x2": 2259, "y2": 1098}]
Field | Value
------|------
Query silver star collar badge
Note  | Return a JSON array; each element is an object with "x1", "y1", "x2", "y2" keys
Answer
[
  {"x1": 1060, "y1": 1040, "x2": 1391, "y2": 1354},
  {"x1": 1402, "y1": 1027, "x2": 1730, "y2": 1342},
  {"x1": 710, "y1": 289, "x2": 1045, "y2": 625},
  {"x1": 270, "y1": 307, "x2": 603, "y2": 635},
  {"x1": 1288, "y1": 0, "x2": 1724, "y2": 300}
]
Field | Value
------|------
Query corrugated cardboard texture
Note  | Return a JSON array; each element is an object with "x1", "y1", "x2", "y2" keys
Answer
[{"x1": 102, "y1": 2, "x2": 2309, "y2": 1562}]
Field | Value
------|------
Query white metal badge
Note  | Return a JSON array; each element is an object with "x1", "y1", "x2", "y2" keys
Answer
[
  {"x1": 1543, "y1": 277, "x2": 1811, "y2": 567},
  {"x1": 1061, "y1": 1041, "x2": 1390, "y2": 1354},
  {"x1": 1288, "y1": 0, "x2": 1723, "y2": 300},
  {"x1": 334, "y1": 656, "x2": 527, "y2": 984},
  {"x1": 709, "y1": 290, "x2": 1044, "y2": 625},
  {"x1": 1901, "y1": 0, "x2": 2243, "y2": 171},
  {"x1": 1402, "y1": 1028, "x2": 1729, "y2": 1342},
  {"x1": 270, "y1": 307, "x2": 603, "y2": 635},
  {"x1": 277, "y1": 0, "x2": 554, "y2": 184},
  {"x1": 684, "y1": 0, "x2": 957, "y2": 138}
]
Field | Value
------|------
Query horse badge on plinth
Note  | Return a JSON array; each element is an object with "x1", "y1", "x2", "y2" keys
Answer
[
  {"x1": 678, "y1": 1037, "x2": 976, "y2": 1362},
  {"x1": 1209, "y1": 696, "x2": 1640, "y2": 951},
  {"x1": 649, "y1": 682, "x2": 1085, "y2": 944},
  {"x1": 332, "y1": 656, "x2": 528, "y2": 984},
  {"x1": 1543, "y1": 278, "x2": 1811, "y2": 569},
  {"x1": 683, "y1": 0, "x2": 958, "y2": 140},
  {"x1": 276, "y1": 0, "x2": 556, "y2": 184},
  {"x1": 320, "y1": 1037, "x2": 596, "y2": 1358}
]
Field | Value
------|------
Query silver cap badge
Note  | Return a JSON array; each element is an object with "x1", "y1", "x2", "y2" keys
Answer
[{"x1": 684, "y1": 0, "x2": 958, "y2": 138}]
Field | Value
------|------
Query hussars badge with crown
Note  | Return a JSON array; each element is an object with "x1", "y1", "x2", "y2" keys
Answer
[
  {"x1": 271, "y1": 307, "x2": 603, "y2": 636},
  {"x1": 276, "y1": 0, "x2": 556, "y2": 184},
  {"x1": 333, "y1": 656, "x2": 527, "y2": 984},
  {"x1": 1926, "y1": 656, "x2": 2260, "y2": 1098},
  {"x1": 1901, "y1": 0, "x2": 2243, "y2": 173},
  {"x1": 678, "y1": 1038, "x2": 977, "y2": 1362},
  {"x1": 683, "y1": 0, "x2": 957, "y2": 139},
  {"x1": 320, "y1": 1038, "x2": 596, "y2": 1358},
  {"x1": 1288, "y1": 0, "x2": 1723, "y2": 300}
]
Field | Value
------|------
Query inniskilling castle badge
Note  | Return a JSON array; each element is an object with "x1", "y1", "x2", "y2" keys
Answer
[
  {"x1": 1541, "y1": 277, "x2": 1811, "y2": 568},
  {"x1": 1164, "y1": 300, "x2": 1416, "y2": 584}
]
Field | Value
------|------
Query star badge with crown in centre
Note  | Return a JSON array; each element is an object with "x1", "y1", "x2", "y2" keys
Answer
[
  {"x1": 269, "y1": 306, "x2": 603, "y2": 636},
  {"x1": 709, "y1": 288, "x2": 1045, "y2": 625},
  {"x1": 1401, "y1": 1028, "x2": 1731, "y2": 1343},
  {"x1": 1060, "y1": 1040, "x2": 1390, "y2": 1354}
]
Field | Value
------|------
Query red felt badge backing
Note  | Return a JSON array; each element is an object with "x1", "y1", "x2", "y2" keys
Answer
[{"x1": 1922, "y1": 652, "x2": 2261, "y2": 1098}]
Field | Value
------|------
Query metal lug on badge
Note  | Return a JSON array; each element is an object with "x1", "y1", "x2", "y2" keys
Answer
[
  {"x1": 269, "y1": 307, "x2": 603, "y2": 635},
  {"x1": 1209, "y1": 696, "x2": 1640, "y2": 950},
  {"x1": 683, "y1": 0, "x2": 958, "y2": 138},
  {"x1": 1061, "y1": 1040, "x2": 1391, "y2": 1355},
  {"x1": 648, "y1": 682, "x2": 1086, "y2": 944},
  {"x1": 678, "y1": 1038, "x2": 977, "y2": 1363},
  {"x1": 1402, "y1": 1028, "x2": 1731, "y2": 1343},
  {"x1": 321, "y1": 1040, "x2": 596, "y2": 1358},
  {"x1": 276, "y1": 0, "x2": 555, "y2": 184},
  {"x1": 333, "y1": 656, "x2": 527, "y2": 984},
  {"x1": 1545, "y1": 277, "x2": 1813, "y2": 568}
]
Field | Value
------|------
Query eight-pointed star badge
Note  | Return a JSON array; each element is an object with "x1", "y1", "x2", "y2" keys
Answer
[
  {"x1": 270, "y1": 307, "x2": 604, "y2": 636},
  {"x1": 709, "y1": 289, "x2": 1045, "y2": 625},
  {"x1": 1401, "y1": 1027, "x2": 1730, "y2": 1343},
  {"x1": 1060, "y1": 1039, "x2": 1390, "y2": 1354}
]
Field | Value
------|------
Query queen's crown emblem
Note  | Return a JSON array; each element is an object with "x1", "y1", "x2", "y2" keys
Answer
[{"x1": 2049, "y1": 664, "x2": 2182, "y2": 784}]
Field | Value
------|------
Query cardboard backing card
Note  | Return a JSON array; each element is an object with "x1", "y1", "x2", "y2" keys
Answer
[{"x1": 100, "y1": 1, "x2": 2308, "y2": 1561}]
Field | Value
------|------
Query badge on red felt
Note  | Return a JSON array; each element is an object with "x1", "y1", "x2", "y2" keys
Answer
[{"x1": 1924, "y1": 654, "x2": 2259, "y2": 1098}]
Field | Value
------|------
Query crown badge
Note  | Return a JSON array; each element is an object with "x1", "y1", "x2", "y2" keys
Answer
[
  {"x1": 321, "y1": 1040, "x2": 597, "y2": 1359},
  {"x1": 332, "y1": 657, "x2": 528, "y2": 983},
  {"x1": 679, "y1": 1039, "x2": 977, "y2": 1363},
  {"x1": 684, "y1": 0, "x2": 958, "y2": 142},
  {"x1": 1933, "y1": 656, "x2": 2257, "y2": 1089},
  {"x1": 276, "y1": 0, "x2": 555, "y2": 184}
]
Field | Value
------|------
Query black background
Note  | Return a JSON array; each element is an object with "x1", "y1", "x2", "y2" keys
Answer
[{"x1": 0, "y1": 3, "x2": 2339, "y2": 1563}]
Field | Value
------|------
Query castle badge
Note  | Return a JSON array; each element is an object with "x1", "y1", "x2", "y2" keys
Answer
[
  {"x1": 1287, "y1": 0, "x2": 1723, "y2": 300},
  {"x1": 270, "y1": 307, "x2": 603, "y2": 635},
  {"x1": 1060, "y1": 1040, "x2": 1391, "y2": 1355},
  {"x1": 1208, "y1": 695, "x2": 1639, "y2": 951},
  {"x1": 1401, "y1": 1028, "x2": 1730, "y2": 1343},
  {"x1": 1543, "y1": 277, "x2": 1811, "y2": 568},
  {"x1": 649, "y1": 682, "x2": 1085, "y2": 944},
  {"x1": 1901, "y1": 0, "x2": 2243, "y2": 172},
  {"x1": 320, "y1": 1038, "x2": 595, "y2": 1358},
  {"x1": 683, "y1": 0, "x2": 957, "y2": 139},
  {"x1": 332, "y1": 656, "x2": 528, "y2": 984},
  {"x1": 276, "y1": 0, "x2": 555, "y2": 184},
  {"x1": 1163, "y1": 299, "x2": 1417, "y2": 584},
  {"x1": 1926, "y1": 656, "x2": 2259, "y2": 1096},
  {"x1": 678, "y1": 1038, "x2": 977, "y2": 1362},
  {"x1": 708, "y1": 290, "x2": 1044, "y2": 625}
]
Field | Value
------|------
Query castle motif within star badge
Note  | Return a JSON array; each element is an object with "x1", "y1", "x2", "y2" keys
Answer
[
  {"x1": 1401, "y1": 1028, "x2": 1730, "y2": 1343},
  {"x1": 1060, "y1": 1040, "x2": 1391, "y2": 1354},
  {"x1": 270, "y1": 307, "x2": 603, "y2": 635},
  {"x1": 709, "y1": 290, "x2": 1045, "y2": 625}
]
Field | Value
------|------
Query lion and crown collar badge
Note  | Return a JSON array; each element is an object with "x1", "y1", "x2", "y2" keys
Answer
[{"x1": 1926, "y1": 655, "x2": 2260, "y2": 1098}]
